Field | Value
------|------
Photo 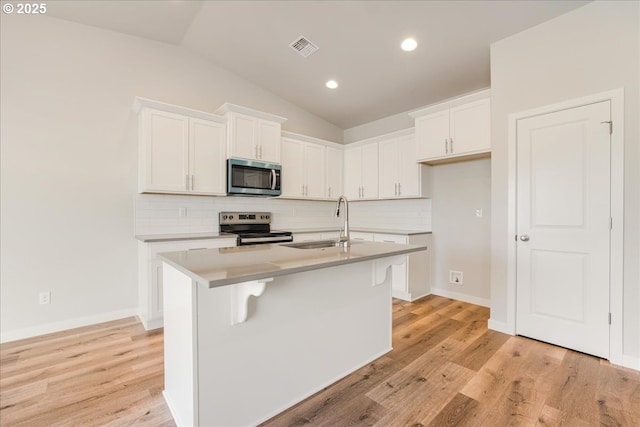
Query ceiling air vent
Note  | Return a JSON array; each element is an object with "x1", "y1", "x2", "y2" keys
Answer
[{"x1": 289, "y1": 36, "x2": 319, "y2": 58}]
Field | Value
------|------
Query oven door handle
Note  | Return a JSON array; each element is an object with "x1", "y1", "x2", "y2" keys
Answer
[{"x1": 270, "y1": 169, "x2": 277, "y2": 190}]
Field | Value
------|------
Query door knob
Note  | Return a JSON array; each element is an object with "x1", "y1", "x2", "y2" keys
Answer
[{"x1": 520, "y1": 235, "x2": 530, "y2": 242}]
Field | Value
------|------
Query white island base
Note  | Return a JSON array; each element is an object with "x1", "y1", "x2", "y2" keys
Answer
[{"x1": 162, "y1": 256, "x2": 404, "y2": 427}]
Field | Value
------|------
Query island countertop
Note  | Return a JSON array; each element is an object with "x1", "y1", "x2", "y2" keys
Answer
[{"x1": 158, "y1": 241, "x2": 426, "y2": 288}]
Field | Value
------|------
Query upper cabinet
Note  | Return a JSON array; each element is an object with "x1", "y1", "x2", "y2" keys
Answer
[
  {"x1": 280, "y1": 137, "x2": 326, "y2": 199},
  {"x1": 135, "y1": 98, "x2": 226, "y2": 196},
  {"x1": 216, "y1": 103, "x2": 287, "y2": 164},
  {"x1": 411, "y1": 92, "x2": 491, "y2": 164},
  {"x1": 378, "y1": 133, "x2": 430, "y2": 199},
  {"x1": 325, "y1": 146, "x2": 343, "y2": 199},
  {"x1": 344, "y1": 143, "x2": 379, "y2": 200}
]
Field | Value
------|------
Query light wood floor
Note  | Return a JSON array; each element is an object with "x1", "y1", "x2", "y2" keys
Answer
[{"x1": 1, "y1": 296, "x2": 638, "y2": 426}]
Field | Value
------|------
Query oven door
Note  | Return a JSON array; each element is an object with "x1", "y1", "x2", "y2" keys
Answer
[{"x1": 227, "y1": 159, "x2": 281, "y2": 196}]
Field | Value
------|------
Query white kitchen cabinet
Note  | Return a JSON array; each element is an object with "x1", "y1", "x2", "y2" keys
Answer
[
  {"x1": 136, "y1": 100, "x2": 226, "y2": 196},
  {"x1": 412, "y1": 97, "x2": 491, "y2": 164},
  {"x1": 281, "y1": 137, "x2": 325, "y2": 199},
  {"x1": 344, "y1": 144, "x2": 379, "y2": 200},
  {"x1": 373, "y1": 233, "x2": 431, "y2": 301},
  {"x1": 138, "y1": 237, "x2": 237, "y2": 330},
  {"x1": 217, "y1": 103, "x2": 287, "y2": 163},
  {"x1": 292, "y1": 232, "x2": 324, "y2": 243},
  {"x1": 325, "y1": 146, "x2": 344, "y2": 199},
  {"x1": 378, "y1": 133, "x2": 431, "y2": 199}
]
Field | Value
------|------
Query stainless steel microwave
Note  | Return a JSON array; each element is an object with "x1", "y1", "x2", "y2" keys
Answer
[{"x1": 227, "y1": 158, "x2": 281, "y2": 196}]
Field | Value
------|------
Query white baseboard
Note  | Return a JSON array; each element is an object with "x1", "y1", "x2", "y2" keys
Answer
[
  {"x1": 0, "y1": 308, "x2": 139, "y2": 344},
  {"x1": 621, "y1": 354, "x2": 640, "y2": 371},
  {"x1": 487, "y1": 318, "x2": 515, "y2": 335},
  {"x1": 429, "y1": 287, "x2": 491, "y2": 308}
]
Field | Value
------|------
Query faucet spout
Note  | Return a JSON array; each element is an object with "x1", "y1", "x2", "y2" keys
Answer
[{"x1": 335, "y1": 195, "x2": 350, "y2": 247}]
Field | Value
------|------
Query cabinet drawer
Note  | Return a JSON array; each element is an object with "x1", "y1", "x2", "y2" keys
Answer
[{"x1": 350, "y1": 232, "x2": 374, "y2": 242}]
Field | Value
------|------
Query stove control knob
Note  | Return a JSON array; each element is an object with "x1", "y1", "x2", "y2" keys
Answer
[
  {"x1": 223, "y1": 215, "x2": 228, "y2": 220},
  {"x1": 266, "y1": 215, "x2": 270, "y2": 219},
  {"x1": 229, "y1": 215, "x2": 234, "y2": 220}
]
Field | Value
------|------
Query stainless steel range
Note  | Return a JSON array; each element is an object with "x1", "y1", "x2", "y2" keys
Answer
[{"x1": 219, "y1": 211, "x2": 293, "y2": 246}]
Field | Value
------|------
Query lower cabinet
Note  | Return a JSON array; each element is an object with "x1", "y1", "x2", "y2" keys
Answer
[{"x1": 138, "y1": 237, "x2": 237, "y2": 330}]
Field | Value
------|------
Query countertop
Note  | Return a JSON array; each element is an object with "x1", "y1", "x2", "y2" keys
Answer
[
  {"x1": 159, "y1": 241, "x2": 426, "y2": 288},
  {"x1": 290, "y1": 228, "x2": 432, "y2": 236},
  {"x1": 135, "y1": 232, "x2": 236, "y2": 243},
  {"x1": 136, "y1": 228, "x2": 431, "y2": 243}
]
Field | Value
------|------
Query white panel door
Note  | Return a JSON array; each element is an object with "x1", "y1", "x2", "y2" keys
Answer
[
  {"x1": 415, "y1": 110, "x2": 449, "y2": 160},
  {"x1": 325, "y1": 146, "x2": 343, "y2": 199},
  {"x1": 361, "y1": 143, "x2": 379, "y2": 199},
  {"x1": 397, "y1": 134, "x2": 419, "y2": 197},
  {"x1": 344, "y1": 147, "x2": 362, "y2": 200},
  {"x1": 378, "y1": 138, "x2": 399, "y2": 198},
  {"x1": 304, "y1": 143, "x2": 325, "y2": 198},
  {"x1": 229, "y1": 113, "x2": 257, "y2": 160},
  {"x1": 189, "y1": 118, "x2": 226, "y2": 195},
  {"x1": 258, "y1": 120, "x2": 281, "y2": 163},
  {"x1": 143, "y1": 108, "x2": 189, "y2": 193},
  {"x1": 280, "y1": 138, "x2": 304, "y2": 198},
  {"x1": 449, "y1": 98, "x2": 491, "y2": 155},
  {"x1": 516, "y1": 100, "x2": 611, "y2": 359}
]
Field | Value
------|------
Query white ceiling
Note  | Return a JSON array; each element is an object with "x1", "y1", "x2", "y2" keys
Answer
[{"x1": 47, "y1": 0, "x2": 589, "y2": 129}]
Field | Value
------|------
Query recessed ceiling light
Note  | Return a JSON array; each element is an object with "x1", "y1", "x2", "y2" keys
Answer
[
  {"x1": 401, "y1": 38, "x2": 418, "y2": 52},
  {"x1": 325, "y1": 80, "x2": 338, "y2": 89}
]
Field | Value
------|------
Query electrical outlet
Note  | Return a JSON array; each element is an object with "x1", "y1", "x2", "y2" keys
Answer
[
  {"x1": 449, "y1": 271, "x2": 463, "y2": 285},
  {"x1": 475, "y1": 208, "x2": 483, "y2": 218},
  {"x1": 39, "y1": 291, "x2": 51, "y2": 305}
]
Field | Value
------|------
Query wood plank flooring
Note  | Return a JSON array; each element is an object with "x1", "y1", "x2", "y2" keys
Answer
[{"x1": 1, "y1": 296, "x2": 638, "y2": 426}]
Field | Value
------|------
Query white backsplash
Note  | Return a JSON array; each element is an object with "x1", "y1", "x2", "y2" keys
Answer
[{"x1": 135, "y1": 194, "x2": 431, "y2": 235}]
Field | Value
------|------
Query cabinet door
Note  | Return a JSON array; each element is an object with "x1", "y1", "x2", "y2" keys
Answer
[
  {"x1": 449, "y1": 98, "x2": 490, "y2": 155},
  {"x1": 361, "y1": 143, "x2": 379, "y2": 199},
  {"x1": 280, "y1": 138, "x2": 304, "y2": 197},
  {"x1": 343, "y1": 147, "x2": 362, "y2": 199},
  {"x1": 189, "y1": 118, "x2": 226, "y2": 195},
  {"x1": 258, "y1": 120, "x2": 281, "y2": 163},
  {"x1": 415, "y1": 110, "x2": 449, "y2": 160},
  {"x1": 378, "y1": 138, "x2": 399, "y2": 198},
  {"x1": 141, "y1": 108, "x2": 189, "y2": 193},
  {"x1": 228, "y1": 113, "x2": 257, "y2": 160},
  {"x1": 325, "y1": 147, "x2": 343, "y2": 199},
  {"x1": 304, "y1": 143, "x2": 326, "y2": 198},
  {"x1": 396, "y1": 134, "x2": 420, "y2": 197}
]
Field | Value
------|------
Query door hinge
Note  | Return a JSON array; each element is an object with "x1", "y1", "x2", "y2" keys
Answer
[
  {"x1": 609, "y1": 217, "x2": 613, "y2": 230},
  {"x1": 608, "y1": 313, "x2": 612, "y2": 325},
  {"x1": 601, "y1": 120, "x2": 612, "y2": 135}
]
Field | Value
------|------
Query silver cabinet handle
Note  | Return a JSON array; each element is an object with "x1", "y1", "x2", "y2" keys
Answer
[
  {"x1": 520, "y1": 235, "x2": 530, "y2": 242},
  {"x1": 328, "y1": 187, "x2": 331, "y2": 198},
  {"x1": 185, "y1": 174, "x2": 189, "y2": 191},
  {"x1": 444, "y1": 138, "x2": 448, "y2": 154},
  {"x1": 450, "y1": 138, "x2": 454, "y2": 153},
  {"x1": 191, "y1": 175, "x2": 194, "y2": 191},
  {"x1": 255, "y1": 145, "x2": 258, "y2": 159},
  {"x1": 398, "y1": 182, "x2": 401, "y2": 196}
]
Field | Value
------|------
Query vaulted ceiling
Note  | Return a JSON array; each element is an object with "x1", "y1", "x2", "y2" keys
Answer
[{"x1": 47, "y1": 0, "x2": 589, "y2": 129}]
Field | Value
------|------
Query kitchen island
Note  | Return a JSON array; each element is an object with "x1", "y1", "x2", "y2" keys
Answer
[{"x1": 159, "y1": 241, "x2": 426, "y2": 427}]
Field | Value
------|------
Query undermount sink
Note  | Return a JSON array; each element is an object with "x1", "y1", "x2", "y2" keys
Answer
[{"x1": 282, "y1": 240, "x2": 356, "y2": 250}]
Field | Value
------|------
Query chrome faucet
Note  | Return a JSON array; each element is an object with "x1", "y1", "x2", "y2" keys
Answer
[{"x1": 335, "y1": 195, "x2": 350, "y2": 247}]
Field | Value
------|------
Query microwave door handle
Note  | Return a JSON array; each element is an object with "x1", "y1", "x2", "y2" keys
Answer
[{"x1": 270, "y1": 169, "x2": 276, "y2": 190}]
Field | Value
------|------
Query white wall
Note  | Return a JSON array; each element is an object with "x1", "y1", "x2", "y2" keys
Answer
[
  {"x1": 0, "y1": 14, "x2": 342, "y2": 341},
  {"x1": 430, "y1": 159, "x2": 491, "y2": 306},
  {"x1": 489, "y1": 1, "x2": 640, "y2": 360}
]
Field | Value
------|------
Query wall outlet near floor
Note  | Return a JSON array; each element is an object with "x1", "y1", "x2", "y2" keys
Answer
[
  {"x1": 39, "y1": 291, "x2": 51, "y2": 305},
  {"x1": 449, "y1": 271, "x2": 463, "y2": 285}
]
